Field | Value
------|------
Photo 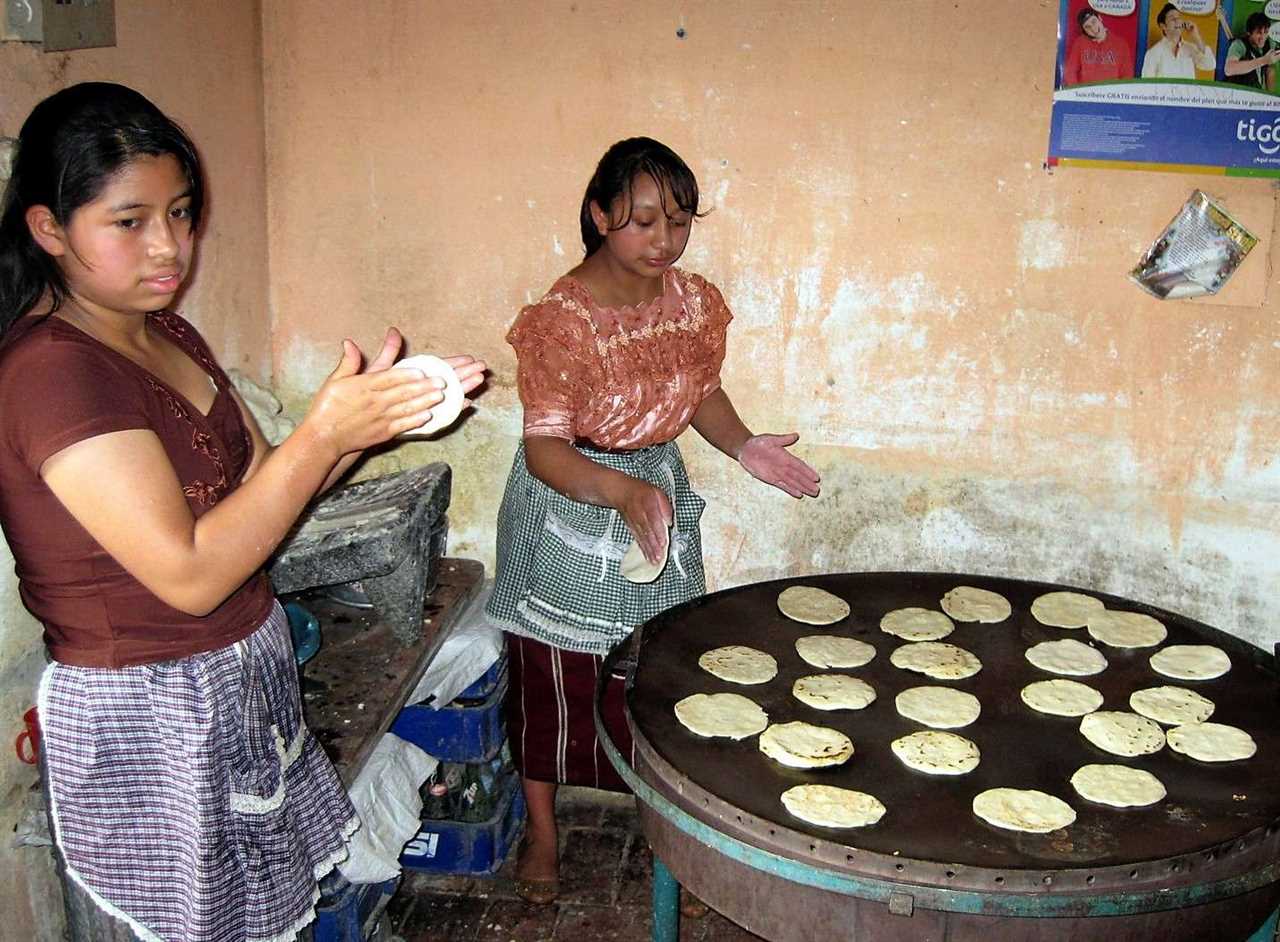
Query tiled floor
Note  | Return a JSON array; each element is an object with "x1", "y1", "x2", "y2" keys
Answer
[{"x1": 383, "y1": 787, "x2": 763, "y2": 942}]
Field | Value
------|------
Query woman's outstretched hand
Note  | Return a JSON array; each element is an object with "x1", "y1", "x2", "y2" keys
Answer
[
  {"x1": 442, "y1": 354, "x2": 488, "y2": 398},
  {"x1": 367, "y1": 329, "x2": 488, "y2": 400},
  {"x1": 738, "y1": 433, "x2": 821, "y2": 499}
]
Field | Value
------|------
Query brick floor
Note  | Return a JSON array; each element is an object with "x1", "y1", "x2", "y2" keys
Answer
[{"x1": 384, "y1": 786, "x2": 763, "y2": 942}]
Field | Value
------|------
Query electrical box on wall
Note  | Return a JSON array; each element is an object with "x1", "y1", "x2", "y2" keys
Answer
[{"x1": 3, "y1": 0, "x2": 114, "y2": 51}]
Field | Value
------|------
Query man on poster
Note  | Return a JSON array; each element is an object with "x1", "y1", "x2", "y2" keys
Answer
[
  {"x1": 1141, "y1": 3, "x2": 1214, "y2": 79},
  {"x1": 1063, "y1": 8, "x2": 1135, "y2": 85},
  {"x1": 1224, "y1": 12, "x2": 1280, "y2": 91}
]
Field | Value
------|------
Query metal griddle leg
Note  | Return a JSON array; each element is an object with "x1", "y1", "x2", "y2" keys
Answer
[
  {"x1": 1245, "y1": 905, "x2": 1278, "y2": 942},
  {"x1": 652, "y1": 857, "x2": 679, "y2": 942}
]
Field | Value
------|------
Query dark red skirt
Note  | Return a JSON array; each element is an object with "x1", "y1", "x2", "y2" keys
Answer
[{"x1": 504, "y1": 633, "x2": 634, "y2": 792}]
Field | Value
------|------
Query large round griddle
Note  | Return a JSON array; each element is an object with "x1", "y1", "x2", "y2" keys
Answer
[{"x1": 618, "y1": 572, "x2": 1280, "y2": 937}]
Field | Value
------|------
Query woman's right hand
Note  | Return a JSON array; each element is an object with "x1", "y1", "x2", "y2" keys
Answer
[
  {"x1": 302, "y1": 339, "x2": 442, "y2": 458},
  {"x1": 615, "y1": 477, "x2": 673, "y2": 565}
]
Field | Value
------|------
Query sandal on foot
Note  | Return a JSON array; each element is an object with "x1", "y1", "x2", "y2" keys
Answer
[
  {"x1": 515, "y1": 875, "x2": 560, "y2": 906},
  {"x1": 679, "y1": 888, "x2": 709, "y2": 919}
]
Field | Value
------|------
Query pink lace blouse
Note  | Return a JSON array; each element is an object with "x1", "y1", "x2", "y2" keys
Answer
[{"x1": 508, "y1": 268, "x2": 732, "y2": 450}]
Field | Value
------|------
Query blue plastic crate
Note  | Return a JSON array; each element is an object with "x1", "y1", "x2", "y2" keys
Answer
[
  {"x1": 391, "y1": 675, "x2": 507, "y2": 762},
  {"x1": 399, "y1": 772, "x2": 525, "y2": 874},
  {"x1": 309, "y1": 873, "x2": 398, "y2": 942},
  {"x1": 454, "y1": 654, "x2": 508, "y2": 703}
]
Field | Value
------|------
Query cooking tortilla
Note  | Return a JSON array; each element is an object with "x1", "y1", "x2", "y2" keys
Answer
[
  {"x1": 1069, "y1": 764, "x2": 1166, "y2": 808},
  {"x1": 777, "y1": 586, "x2": 851, "y2": 625},
  {"x1": 1030, "y1": 591, "x2": 1105, "y2": 629},
  {"x1": 1079, "y1": 711, "x2": 1165, "y2": 757},
  {"x1": 1020, "y1": 679, "x2": 1104, "y2": 717},
  {"x1": 674, "y1": 693, "x2": 768, "y2": 739},
  {"x1": 1025, "y1": 638, "x2": 1108, "y2": 676},
  {"x1": 1086, "y1": 610, "x2": 1167, "y2": 649},
  {"x1": 1129, "y1": 686, "x2": 1215, "y2": 726},
  {"x1": 1166, "y1": 722, "x2": 1256, "y2": 762},
  {"x1": 698, "y1": 646, "x2": 778, "y2": 685},
  {"x1": 890, "y1": 730, "x2": 980, "y2": 775},
  {"x1": 780, "y1": 785, "x2": 886, "y2": 829},
  {"x1": 795, "y1": 635, "x2": 876, "y2": 669},
  {"x1": 758, "y1": 721, "x2": 854, "y2": 769},
  {"x1": 889, "y1": 642, "x2": 982, "y2": 680},
  {"x1": 792, "y1": 674, "x2": 876, "y2": 711},
  {"x1": 880, "y1": 607, "x2": 955, "y2": 641},
  {"x1": 895, "y1": 685, "x2": 981, "y2": 729},
  {"x1": 973, "y1": 788, "x2": 1076, "y2": 833},
  {"x1": 940, "y1": 586, "x2": 1011, "y2": 623},
  {"x1": 1149, "y1": 645, "x2": 1231, "y2": 681}
]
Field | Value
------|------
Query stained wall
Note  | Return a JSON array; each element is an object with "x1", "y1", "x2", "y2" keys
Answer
[{"x1": 262, "y1": 2, "x2": 1279, "y2": 652}]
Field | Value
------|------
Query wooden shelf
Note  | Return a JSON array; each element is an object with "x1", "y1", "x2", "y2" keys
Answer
[{"x1": 293, "y1": 557, "x2": 484, "y2": 786}]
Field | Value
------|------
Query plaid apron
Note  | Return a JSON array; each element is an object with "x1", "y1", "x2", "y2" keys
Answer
[
  {"x1": 38, "y1": 602, "x2": 358, "y2": 942},
  {"x1": 486, "y1": 440, "x2": 707, "y2": 655}
]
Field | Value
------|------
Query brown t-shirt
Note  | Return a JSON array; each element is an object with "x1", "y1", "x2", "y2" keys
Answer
[
  {"x1": 508, "y1": 267, "x2": 732, "y2": 449},
  {"x1": 0, "y1": 311, "x2": 274, "y2": 668}
]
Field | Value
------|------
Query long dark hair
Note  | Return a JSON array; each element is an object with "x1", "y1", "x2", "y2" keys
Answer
[
  {"x1": 578, "y1": 137, "x2": 703, "y2": 259},
  {"x1": 0, "y1": 82, "x2": 204, "y2": 335}
]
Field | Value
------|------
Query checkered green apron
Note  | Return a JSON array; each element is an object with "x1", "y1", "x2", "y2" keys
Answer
[{"x1": 486, "y1": 440, "x2": 707, "y2": 655}]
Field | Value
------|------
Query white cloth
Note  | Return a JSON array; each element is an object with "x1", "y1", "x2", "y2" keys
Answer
[
  {"x1": 407, "y1": 583, "x2": 504, "y2": 707},
  {"x1": 1141, "y1": 36, "x2": 1214, "y2": 79},
  {"x1": 338, "y1": 733, "x2": 438, "y2": 884}
]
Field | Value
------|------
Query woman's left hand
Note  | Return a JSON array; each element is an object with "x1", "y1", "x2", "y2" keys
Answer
[
  {"x1": 368, "y1": 329, "x2": 488, "y2": 398},
  {"x1": 738, "y1": 433, "x2": 821, "y2": 499}
]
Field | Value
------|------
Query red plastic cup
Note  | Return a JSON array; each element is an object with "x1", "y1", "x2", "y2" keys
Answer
[{"x1": 14, "y1": 706, "x2": 40, "y2": 765}]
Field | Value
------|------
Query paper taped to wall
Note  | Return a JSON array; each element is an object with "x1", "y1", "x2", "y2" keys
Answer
[{"x1": 1129, "y1": 190, "x2": 1258, "y2": 300}]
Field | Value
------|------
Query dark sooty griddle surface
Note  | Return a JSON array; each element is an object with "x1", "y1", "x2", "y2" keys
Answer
[{"x1": 627, "y1": 572, "x2": 1280, "y2": 872}]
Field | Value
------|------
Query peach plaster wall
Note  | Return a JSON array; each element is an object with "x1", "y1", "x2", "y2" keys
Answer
[
  {"x1": 262, "y1": 1, "x2": 1278, "y2": 658},
  {"x1": 0, "y1": 2, "x2": 268, "y2": 936}
]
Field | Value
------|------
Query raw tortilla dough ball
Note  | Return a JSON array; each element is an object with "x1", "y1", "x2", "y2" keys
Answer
[
  {"x1": 619, "y1": 526, "x2": 669, "y2": 584},
  {"x1": 393, "y1": 354, "x2": 466, "y2": 437}
]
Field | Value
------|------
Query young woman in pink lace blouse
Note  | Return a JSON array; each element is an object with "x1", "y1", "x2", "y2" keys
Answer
[{"x1": 486, "y1": 137, "x2": 821, "y2": 905}]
